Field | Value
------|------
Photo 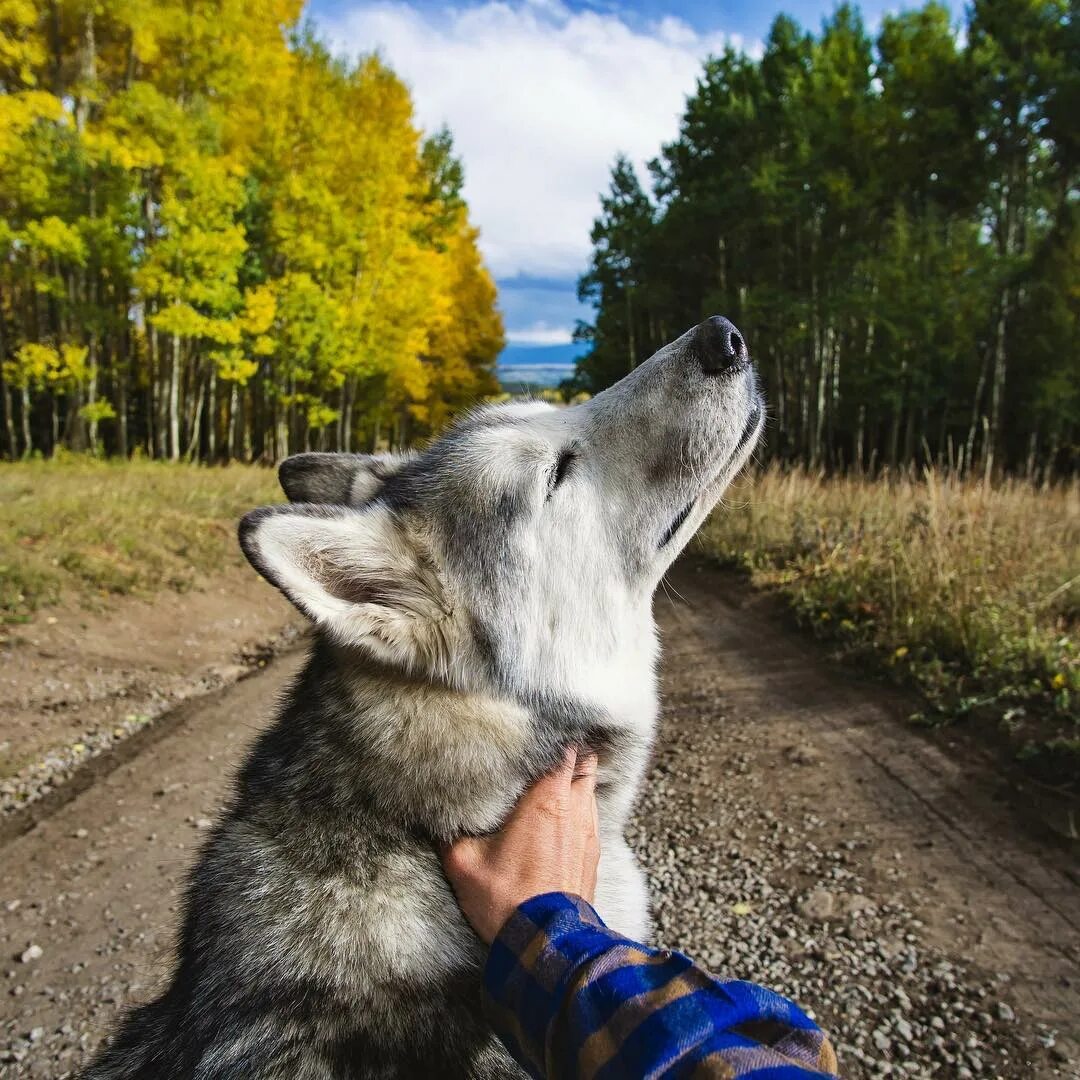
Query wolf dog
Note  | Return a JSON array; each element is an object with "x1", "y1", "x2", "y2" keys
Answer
[{"x1": 83, "y1": 315, "x2": 764, "y2": 1079}]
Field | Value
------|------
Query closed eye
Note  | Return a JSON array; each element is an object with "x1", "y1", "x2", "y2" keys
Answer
[
  {"x1": 548, "y1": 448, "x2": 576, "y2": 496},
  {"x1": 659, "y1": 501, "x2": 694, "y2": 548}
]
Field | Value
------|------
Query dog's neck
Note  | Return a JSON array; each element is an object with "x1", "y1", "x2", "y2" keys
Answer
[{"x1": 246, "y1": 635, "x2": 653, "y2": 842}]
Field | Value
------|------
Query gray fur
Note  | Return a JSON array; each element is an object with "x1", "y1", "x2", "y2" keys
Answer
[
  {"x1": 83, "y1": 316, "x2": 764, "y2": 1079},
  {"x1": 279, "y1": 452, "x2": 412, "y2": 505}
]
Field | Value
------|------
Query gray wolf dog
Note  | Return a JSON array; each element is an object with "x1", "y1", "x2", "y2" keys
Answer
[{"x1": 83, "y1": 316, "x2": 763, "y2": 1079}]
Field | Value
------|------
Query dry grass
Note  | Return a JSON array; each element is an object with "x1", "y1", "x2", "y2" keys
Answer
[
  {"x1": 4, "y1": 456, "x2": 1077, "y2": 783},
  {"x1": 0, "y1": 456, "x2": 281, "y2": 619},
  {"x1": 699, "y1": 466, "x2": 1080, "y2": 785}
]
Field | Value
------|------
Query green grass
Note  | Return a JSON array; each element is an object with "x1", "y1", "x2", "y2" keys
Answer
[
  {"x1": 699, "y1": 467, "x2": 1080, "y2": 790},
  {"x1": 0, "y1": 456, "x2": 282, "y2": 619}
]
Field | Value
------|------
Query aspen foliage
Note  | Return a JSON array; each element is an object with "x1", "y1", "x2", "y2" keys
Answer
[{"x1": 0, "y1": 1, "x2": 503, "y2": 459}]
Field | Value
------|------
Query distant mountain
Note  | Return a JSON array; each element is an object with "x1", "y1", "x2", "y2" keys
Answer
[{"x1": 497, "y1": 342, "x2": 584, "y2": 388}]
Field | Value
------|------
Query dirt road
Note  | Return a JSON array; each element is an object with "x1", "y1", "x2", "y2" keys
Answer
[
  {"x1": 2, "y1": 560, "x2": 1077, "y2": 1078},
  {"x1": 0, "y1": 566, "x2": 299, "y2": 820}
]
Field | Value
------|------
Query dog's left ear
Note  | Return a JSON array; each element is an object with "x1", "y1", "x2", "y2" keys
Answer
[
  {"x1": 278, "y1": 452, "x2": 409, "y2": 505},
  {"x1": 239, "y1": 503, "x2": 450, "y2": 667}
]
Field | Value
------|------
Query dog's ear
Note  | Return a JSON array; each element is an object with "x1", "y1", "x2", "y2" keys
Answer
[
  {"x1": 239, "y1": 503, "x2": 450, "y2": 667},
  {"x1": 278, "y1": 452, "x2": 409, "y2": 505}
]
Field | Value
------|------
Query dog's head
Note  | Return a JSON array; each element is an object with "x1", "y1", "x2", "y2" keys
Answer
[{"x1": 241, "y1": 316, "x2": 763, "y2": 702}]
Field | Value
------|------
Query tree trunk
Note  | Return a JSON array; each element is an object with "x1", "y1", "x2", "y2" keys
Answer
[
  {"x1": 227, "y1": 382, "x2": 239, "y2": 462},
  {"x1": 902, "y1": 404, "x2": 916, "y2": 466},
  {"x1": 2, "y1": 383, "x2": 16, "y2": 459},
  {"x1": 276, "y1": 406, "x2": 288, "y2": 462},
  {"x1": 342, "y1": 379, "x2": 354, "y2": 453},
  {"x1": 964, "y1": 349, "x2": 990, "y2": 478},
  {"x1": 253, "y1": 367, "x2": 266, "y2": 462},
  {"x1": 988, "y1": 292, "x2": 1009, "y2": 465},
  {"x1": 207, "y1": 368, "x2": 216, "y2": 461},
  {"x1": 887, "y1": 406, "x2": 900, "y2": 471},
  {"x1": 148, "y1": 321, "x2": 161, "y2": 457},
  {"x1": 116, "y1": 337, "x2": 129, "y2": 458},
  {"x1": 0, "y1": 291, "x2": 16, "y2": 459},
  {"x1": 812, "y1": 326, "x2": 827, "y2": 467},
  {"x1": 169, "y1": 333, "x2": 180, "y2": 461},
  {"x1": 772, "y1": 348, "x2": 785, "y2": 458},
  {"x1": 86, "y1": 353, "x2": 99, "y2": 454},
  {"x1": 242, "y1": 383, "x2": 252, "y2": 461},
  {"x1": 185, "y1": 379, "x2": 204, "y2": 460},
  {"x1": 20, "y1": 388, "x2": 32, "y2": 456}
]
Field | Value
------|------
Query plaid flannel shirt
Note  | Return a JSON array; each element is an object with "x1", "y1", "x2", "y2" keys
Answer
[{"x1": 483, "y1": 892, "x2": 839, "y2": 1079}]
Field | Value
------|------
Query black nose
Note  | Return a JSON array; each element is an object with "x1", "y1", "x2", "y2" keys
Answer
[{"x1": 696, "y1": 315, "x2": 748, "y2": 374}]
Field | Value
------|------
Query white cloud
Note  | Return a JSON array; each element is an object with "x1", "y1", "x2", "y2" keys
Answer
[
  {"x1": 318, "y1": 2, "x2": 747, "y2": 290},
  {"x1": 505, "y1": 321, "x2": 575, "y2": 346}
]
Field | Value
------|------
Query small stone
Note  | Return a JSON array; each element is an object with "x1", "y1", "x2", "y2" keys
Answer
[
  {"x1": 28, "y1": 1027, "x2": 43, "y2": 1043},
  {"x1": 785, "y1": 743, "x2": 822, "y2": 766},
  {"x1": 798, "y1": 887, "x2": 835, "y2": 921},
  {"x1": 73, "y1": 828, "x2": 88, "y2": 839},
  {"x1": 19, "y1": 944, "x2": 42, "y2": 964},
  {"x1": 995, "y1": 1002, "x2": 1015, "y2": 1022},
  {"x1": 195, "y1": 818, "x2": 213, "y2": 830}
]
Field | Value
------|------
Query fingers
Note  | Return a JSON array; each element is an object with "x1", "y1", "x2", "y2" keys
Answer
[
  {"x1": 494, "y1": 747, "x2": 599, "y2": 830},
  {"x1": 541, "y1": 746, "x2": 580, "y2": 796},
  {"x1": 575, "y1": 751, "x2": 601, "y2": 902},
  {"x1": 571, "y1": 748, "x2": 598, "y2": 783},
  {"x1": 581, "y1": 760, "x2": 601, "y2": 902},
  {"x1": 506, "y1": 747, "x2": 577, "y2": 824},
  {"x1": 570, "y1": 750, "x2": 598, "y2": 808}
]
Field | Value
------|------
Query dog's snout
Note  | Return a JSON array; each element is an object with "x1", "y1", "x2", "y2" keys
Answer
[{"x1": 696, "y1": 315, "x2": 748, "y2": 374}]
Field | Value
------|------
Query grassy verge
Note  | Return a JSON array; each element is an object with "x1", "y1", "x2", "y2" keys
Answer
[
  {"x1": 699, "y1": 467, "x2": 1079, "y2": 791},
  {"x1": 0, "y1": 456, "x2": 281, "y2": 621}
]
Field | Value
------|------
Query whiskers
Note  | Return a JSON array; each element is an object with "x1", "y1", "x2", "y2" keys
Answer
[{"x1": 659, "y1": 572, "x2": 690, "y2": 608}]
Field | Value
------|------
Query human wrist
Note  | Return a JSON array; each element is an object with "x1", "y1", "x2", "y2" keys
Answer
[{"x1": 482, "y1": 893, "x2": 612, "y2": 1074}]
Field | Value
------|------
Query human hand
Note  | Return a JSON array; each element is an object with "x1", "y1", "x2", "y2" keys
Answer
[{"x1": 441, "y1": 748, "x2": 600, "y2": 945}]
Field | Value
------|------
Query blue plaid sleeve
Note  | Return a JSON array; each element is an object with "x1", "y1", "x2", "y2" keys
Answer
[{"x1": 482, "y1": 892, "x2": 839, "y2": 1079}]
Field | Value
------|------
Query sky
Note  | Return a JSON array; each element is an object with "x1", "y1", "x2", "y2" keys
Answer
[{"x1": 308, "y1": 0, "x2": 964, "y2": 372}]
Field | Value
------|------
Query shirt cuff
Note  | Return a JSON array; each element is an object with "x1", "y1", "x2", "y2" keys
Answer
[{"x1": 481, "y1": 892, "x2": 612, "y2": 1078}]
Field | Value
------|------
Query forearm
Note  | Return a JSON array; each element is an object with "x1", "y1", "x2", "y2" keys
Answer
[{"x1": 483, "y1": 893, "x2": 838, "y2": 1079}]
